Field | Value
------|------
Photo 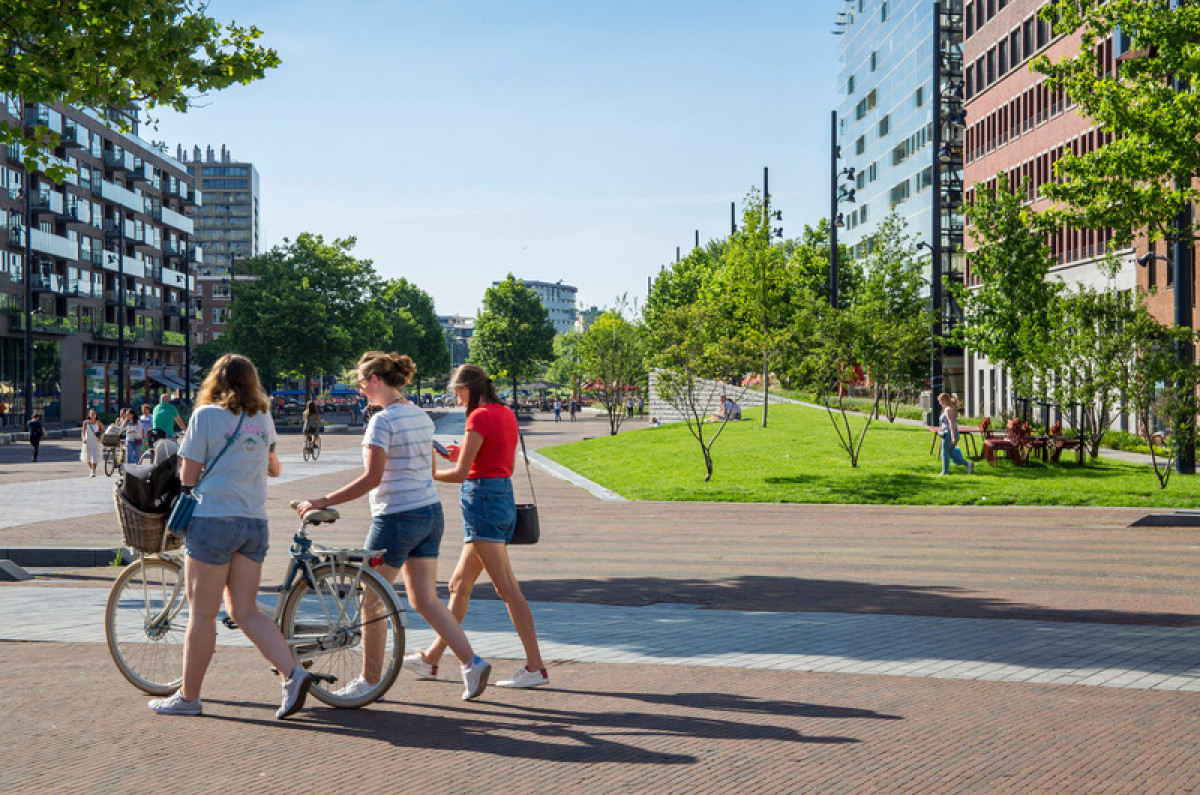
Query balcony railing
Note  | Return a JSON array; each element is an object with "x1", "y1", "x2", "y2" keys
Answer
[
  {"x1": 135, "y1": 294, "x2": 161, "y2": 311},
  {"x1": 12, "y1": 313, "x2": 78, "y2": 334},
  {"x1": 31, "y1": 273, "x2": 65, "y2": 294},
  {"x1": 157, "y1": 329, "x2": 186, "y2": 347},
  {"x1": 103, "y1": 289, "x2": 136, "y2": 307},
  {"x1": 60, "y1": 122, "x2": 84, "y2": 148},
  {"x1": 90, "y1": 320, "x2": 139, "y2": 341}
]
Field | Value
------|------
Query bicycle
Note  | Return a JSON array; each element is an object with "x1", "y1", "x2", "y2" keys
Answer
[
  {"x1": 105, "y1": 501, "x2": 406, "y2": 708},
  {"x1": 102, "y1": 443, "x2": 125, "y2": 477},
  {"x1": 302, "y1": 431, "x2": 321, "y2": 462}
]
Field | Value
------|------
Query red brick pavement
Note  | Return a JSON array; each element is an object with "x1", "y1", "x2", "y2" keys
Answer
[{"x1": 1, "y1": 642, "x2": 1197, "y2": 793}]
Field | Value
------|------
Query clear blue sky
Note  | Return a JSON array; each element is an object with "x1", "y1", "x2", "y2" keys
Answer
[{"x1": 150, "y1": 0, "x2": 841, "y2": 317}]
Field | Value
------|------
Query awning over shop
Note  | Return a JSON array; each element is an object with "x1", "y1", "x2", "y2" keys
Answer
[{"x1": 150, "y1": 374, "x2": 186, "y2": 390}]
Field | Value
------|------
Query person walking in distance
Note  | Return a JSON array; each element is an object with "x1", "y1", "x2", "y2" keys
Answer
[
  {"x1": 26, "y1": 412, "x2": 44, "y2": 462},
  {"x1": 408, "y1": 364, "x2": 549, "y2": 690},
  {"x1": 294, "y1": 351, "x2": 493, "y2": 701},
  {"x1": 147, "y1": 353, "x2": 311, "y2": 719},
  {"x1": 937, "y1": 393, "x2": 974, "y2": 476},
  {"x1": 80, "y1": 408, "x2": 104, "y2": 477}
]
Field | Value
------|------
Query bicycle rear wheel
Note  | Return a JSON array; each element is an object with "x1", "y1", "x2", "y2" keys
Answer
[
  {"x1": 104, "y1": 449, "x2": 116, "y2": 477},
  {"x1": 279, "y1": 562, "x2": 404, "y2": 708},
  {"x1": 105, "y1": 557, "x2": 189, "y2": 695},
  {"x1": 312, "y1": 436, "x2": 321, "y2": 461},
  {"x1": 303, "y1": 443, "x2": 310, "y2": 462}
]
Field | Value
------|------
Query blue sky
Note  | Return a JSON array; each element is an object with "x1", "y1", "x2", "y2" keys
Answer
[{"x1": 150, "y1": 0, "x2": 841, "y2": 316}]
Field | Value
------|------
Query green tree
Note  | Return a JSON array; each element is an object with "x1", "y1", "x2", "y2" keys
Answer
[
  {"x1": 650, "y1": 302, "x2": 748, "y2": 482},
  {"x1": 713, "y1": 190, "x2": 791, "y2": 427},
  {"x1": 1033, "y1": 1, "x2": 1200, "y2": 246},
  {"x1": 376, "y1": 278, "x2": 450, "y2": 397},
  {"x1": 579, "y1": 306, "x2": 647, "y2": 436},
  {"x1": 643, "y1": 244, "x2": 720, "y2": 333},
  {"x1": 471, "y1": 274, "x2": 556, "y2": 397},
  {"x1": 956, "y1": 174, "x2": 1061, "y2": 399},
  {"x1": 546, "y1": 331, "x2": 585, "y2": 398},
  {"x1": 0, "y1": 0, "x2": 279, "y2": 176},
  {"x1": 853, "y1": 213, "x2": 932, "y2": 422},
  {"x1": 223, "y1": 234, "x2": 386, "y2": 396}
]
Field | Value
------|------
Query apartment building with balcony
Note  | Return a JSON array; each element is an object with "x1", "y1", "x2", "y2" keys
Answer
[
  {"x1": 495, "y1": 278, "x2": 578, "y2": 334},
  {"x1": 438, "y1": 314, "x2": 474, "y2": 369},
  {"x1": 961, "y1": 0, "x2": 1142, "y2": 423},
  {"x1": 179, "y1": 145, "x2": 260, "y2": 345},
  {"x1": 0, "y1": 97, "x2": 201, "y2": 423}
]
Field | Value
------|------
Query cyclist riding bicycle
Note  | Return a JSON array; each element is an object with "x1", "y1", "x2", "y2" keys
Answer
[{"x1": 302, "y1": 400, "x2": 321, "y2": 447}]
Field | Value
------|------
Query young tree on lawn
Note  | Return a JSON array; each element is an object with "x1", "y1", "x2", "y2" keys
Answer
[
  {"x1": 377, "y1": 278, "x2": 450, "y2": 398},
  {"x1": 579, "y1": 306, "x2": 647, "y2": 436},
  {"x1": 1112, "y1": 299, "x2": 1199, "y2": 489},
  {"x1": 956, "y1": 174, "x2": 1061, "y2": 400},
  {"x1": 546, "y1": 331, "x2": 585, "y2": 402},
  {"x1": 798, "y1": 298, "x2": 875, "y2": 468},
  {"x1": 471, "y1": 275, "x2": 556, "y2": 398},
  {"x1": 852, "y1": 213, "x2": 931, "y2": 422},
  {"x1": 223, "y1": 234, "x2": 386, "y2": 398},
  {"x1": 650, "y1": 303, "x2": 749, "y2": 482},
  {"x1": 0, "y1": 0, "x2": 279, "y2": 176}
]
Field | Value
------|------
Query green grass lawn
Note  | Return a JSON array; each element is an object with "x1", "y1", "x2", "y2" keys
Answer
[{"x1": 541, "y1": 403, "x2": 1200, "y2": 507}]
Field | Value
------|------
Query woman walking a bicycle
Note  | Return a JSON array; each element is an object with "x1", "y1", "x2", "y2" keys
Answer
[
  {"x1": 148, "y1": 353, "x2": 312, "y2": 719},
  {"x1": 294, "y1": 351, "x2": 493, "y2": 701},
  {"x1": 411, "y1": 363, "x2": 549, "y2": 690}
]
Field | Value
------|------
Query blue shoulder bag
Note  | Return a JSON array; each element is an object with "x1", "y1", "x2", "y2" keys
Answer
[{"x1": 167, "y1": 412, "x2": 245, "y2": 536}]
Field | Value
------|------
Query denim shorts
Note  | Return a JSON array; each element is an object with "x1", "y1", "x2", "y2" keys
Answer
[
  {"x1": 185, "y1": 516, "x2": 270, "y2": 565},
  {"x1": 364, "y1": 502, "x2": 444, "y2": 567},
  {"x1": 460, "y1": 477, "x2": 515, "y2": 544}
]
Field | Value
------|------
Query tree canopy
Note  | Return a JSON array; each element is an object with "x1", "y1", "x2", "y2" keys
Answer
[
  {"x1": 470, "y1": 275, "x2": 556, "y2": 396},
  {"x1": 376, "y1": 277, "x2": 450, "y2": 392},
  {"x1": 1033, "y1": 0, "x2": 1200, "y2": 245},
  {"x1": 0, "y1": 0, "x2": 279, "y2": 173}
]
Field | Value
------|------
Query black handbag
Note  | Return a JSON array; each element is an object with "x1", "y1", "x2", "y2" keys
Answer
[{"x1": 511, "y1": 432, "x2": 540, "y2": 545}]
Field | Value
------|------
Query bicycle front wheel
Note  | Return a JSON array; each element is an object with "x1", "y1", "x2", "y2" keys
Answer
[
  {"x1": 312, "y1": 436, "x2": 321, "y2": 461},
  {"x1": 105, "y1": 557, "x2": 189, "y2": 695},
  {"x1": 303, "y1": 443, "x2": 310, "y2": 462},
  {"x1": 279, "y1": 562, "x2": 404, "y2": 708},
  {"x1": 104, "y1": 450, "x2": 116, "y2": 477}
]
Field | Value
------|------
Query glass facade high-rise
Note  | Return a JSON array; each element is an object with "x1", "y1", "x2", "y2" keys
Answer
[{"x1": 835, "y1": 0, "x2": 936, "y2": 260}]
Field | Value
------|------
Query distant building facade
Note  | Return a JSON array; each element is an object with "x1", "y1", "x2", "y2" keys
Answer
[
  {"x1": 0, "y1": 97, "x2": 200, "y2": 423},
  {"x1": 575, "y1": 305, "x2": 602, "y2": 333},
  {"x1": 179, "y1": 145, "x2": 259, "y2": 345},
  {"x1": 497, "y1": 278, "x2": 577, "y2": 334},
  {"x1": 438, "y1": 314, "x2": 474, "y2": 368}
]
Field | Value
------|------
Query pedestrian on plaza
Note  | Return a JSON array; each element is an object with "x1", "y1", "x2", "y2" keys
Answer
[
  {"x1": 937, "y1": 392, "x2": 974, "y2": 476},
  {"x1": 122, "y1": 408, "x2": 142, "y2": 464},
  {"x1": 148, "y1": 353, "x2": 311, "y2": 719},
  {"x1": 569, "y1": 397, "x2": 578, "y2": 422},
  {"x1": 553, "y1": 398, "x2": 562, "y2": 423},
  {"x1": 626, "y1": 396, "x2": 635, "y2": 417},
  {"x1": 301, "y1": 400, "x2": 321, "y2": 450},
  {"x1": 410, "y1": 363, "x2": 549, "y2": 690},
  {"x1": 295, "y1": 351, "x2": 493, "y2": 701},
  {"x1": 26, "y1": 412, "x2": 44, "y2": 462},
  {"x1": 80, "y1": 408, "x2": 104, "y2": 477},
  {"x1": 152, "y1": 392, "x2": 186, "y2": 438},
  {"x1": 637, "y1": 396, "x2": 644, "y2": 415},
  {"x1": 137, "y1": 404, "x2": 153, "y2": 457}
]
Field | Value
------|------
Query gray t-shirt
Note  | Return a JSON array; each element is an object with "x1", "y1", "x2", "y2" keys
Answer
[
  {"x1": 178, "y1": 405, "x2": 277, "y2": 520},
  {"x1": 363, "y1": 402, "x2": 439, "y2": 516}
]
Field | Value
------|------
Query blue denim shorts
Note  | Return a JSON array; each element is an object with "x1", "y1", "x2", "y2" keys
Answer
[
  {"x1": 365, "y1": 502, "x2": 444, "y2": 567},
  {"x1": 185, "y1": 516, "x2": 270, "y2": 565},
  {"x1": 460, "y1": 477, "x2": 515, "y2": 544}
]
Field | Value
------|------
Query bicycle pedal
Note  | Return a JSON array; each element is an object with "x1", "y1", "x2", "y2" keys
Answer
[{"x1": 221, "y1": 616, "x2": 238, "y2": 630}]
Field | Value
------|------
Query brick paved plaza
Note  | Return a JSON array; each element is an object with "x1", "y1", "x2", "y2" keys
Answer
[{"x1": 0, "y1": 412, "x2": 1197, "y2": 792}]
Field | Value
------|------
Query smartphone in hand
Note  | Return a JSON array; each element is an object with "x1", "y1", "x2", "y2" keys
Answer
[{"x1": 432, "y1": 440, "x2": 450, "y2": 458}]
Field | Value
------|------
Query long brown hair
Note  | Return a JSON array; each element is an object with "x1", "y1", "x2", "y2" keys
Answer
[
  {"x1": 195, "y1": 354, "x2": 270, "y2": 416},
  {"x1": 447, "y1": 364, "x2": 502, "y2": 415}
]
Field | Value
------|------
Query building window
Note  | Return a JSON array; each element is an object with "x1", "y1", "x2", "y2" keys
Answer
[
  {"x1": 881, "y1": 2, "x2": 888, "y2": 22},
  {"x1": 998, "y1": 40, "x2": 1008, "y2": 75},
  {"x1": 878, "y1": 115, "x2": 890, "y2": 136},
  {"x1": 847, "y1": 74, "x2": 856, "y2": 94},
  {"x1": 870, "y1": 51, "x2": 878, "y2": 71},
  {"x1": 855, "y1": 135, "x2": 865, "y2": 155},
  {"x1": 915, "y1": 86, "x2": 925, "y2": 107}
]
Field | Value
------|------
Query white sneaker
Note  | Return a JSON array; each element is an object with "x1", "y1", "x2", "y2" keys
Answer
[
  {"x1": 461, "y1": 655, "x2": 492, "y2": 701},
  {"x1": 966, "y1": 461, "x2": 975, "y2": 475},
  {"x1": 496, "y1": 666, "x2": 549, "y2": 688},
  {"x1": 334, "y1": 675, "x2": 373, "y2": 699},
  {"x1": 148, "y1": 691, "x2": 202, "y2": 716},
  {"x1": 276, "y1": 667, "x2": 311, "y2": 719},
  {"x1": 402, "y1": 651, "x2": 440, "y2": 680}
]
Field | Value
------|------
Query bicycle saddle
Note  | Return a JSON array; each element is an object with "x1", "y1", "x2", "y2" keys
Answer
[{"x1": 288, "y1": 500, "x2": 340, "y2": 524}]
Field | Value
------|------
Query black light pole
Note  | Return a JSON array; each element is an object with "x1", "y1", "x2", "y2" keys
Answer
[
  {"x1": 731, "y1": 201, "x2": 737, "y2": 235},
  {"x1": 829, "y1": 110, "x2": 839, "y2": 308},
  {"x1": 929, "y1": 2, "x2": 944, "y2": 406},
  {"x1": 21, "y1": 145, "x2": 33, "y2": 423},
  {"x1": 115, "y1": 205, "x2": 125, "y2": 412},
  {"x1": 1172, "y1": 199, "x2": 1195, "y2": 474},
  {"x1": 184, "y1": 237, "x2": 192, "y2": 403},
  {"x1": 762, "y1": 166, "x2": 771, "y2": 427}
]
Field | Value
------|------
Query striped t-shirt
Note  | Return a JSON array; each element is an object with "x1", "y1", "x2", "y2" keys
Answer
[{"x1": 363, "y1": 402, "x2": 440, "y2": 516}]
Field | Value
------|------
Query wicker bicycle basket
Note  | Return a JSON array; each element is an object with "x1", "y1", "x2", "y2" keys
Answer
[{"x1": 113, "y1": 488, "x2": 182, "y2": 554}]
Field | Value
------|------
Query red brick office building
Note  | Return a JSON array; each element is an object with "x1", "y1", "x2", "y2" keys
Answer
[{"x1": 959, "y1": 0, "x2": 1186, "y2": 425}]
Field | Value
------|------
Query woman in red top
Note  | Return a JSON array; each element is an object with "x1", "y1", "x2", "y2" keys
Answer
[{"x1": 406, "y1": 364, "x2": 548, "y2": 689}]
